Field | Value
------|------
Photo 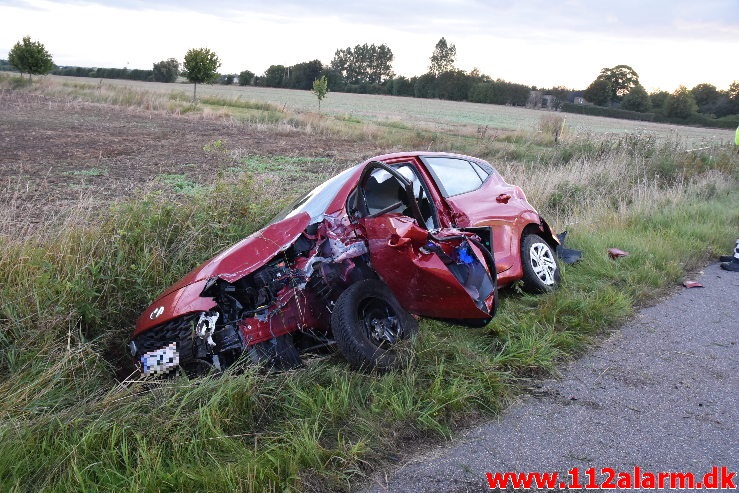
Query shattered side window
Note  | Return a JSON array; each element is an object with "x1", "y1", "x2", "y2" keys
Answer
[
  {"x1": 363, "y1": 168, "x2": 407, "y2": 216},
  {"x1": 271, "y1": 165, "x2": 360, "y2": 224},
  {"x1": 351, "y1": 162, "x2": 438, "y2": 230}
]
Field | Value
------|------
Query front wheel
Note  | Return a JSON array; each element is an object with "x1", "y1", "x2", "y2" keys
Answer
[
  {"x1": 520, "y1": 234, "x2": 560, "y2": 293},
  {"x1": 331, "y1": 279, "x2": 418, "y2": 372}
]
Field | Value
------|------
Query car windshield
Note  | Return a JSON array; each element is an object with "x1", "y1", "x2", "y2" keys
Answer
[{"x1": 270, "y1": 165, "x2": 360, "y2": 224}]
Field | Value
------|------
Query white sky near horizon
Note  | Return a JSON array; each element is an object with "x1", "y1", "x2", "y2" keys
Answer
[{"x1": 0, "y1": 0, "x2": 737, "y2": 92}]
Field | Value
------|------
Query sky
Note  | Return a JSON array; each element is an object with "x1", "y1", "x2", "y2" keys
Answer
[{"x1": 1, "y1": 0, "x2": 737, "y2": 92}]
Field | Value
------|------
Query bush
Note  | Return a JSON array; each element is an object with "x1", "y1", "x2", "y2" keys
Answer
[
  {"x1": 152, "y1": 59, "x2": 179, "y2": 83},
  {"x1": 469, "y1": 80, "x2": 530, "y2": 106}
]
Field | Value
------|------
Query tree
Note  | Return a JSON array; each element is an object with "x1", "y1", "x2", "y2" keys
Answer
[
  {"x1": 598, "y1": 64, "x2": 639, "y2": 101},
  {"x1": 287, "y1": 60, "x2": 323, "y2": 90},
  {"x1": 319, "y1": 68, "x2": 344, "y2": 91},
  {"x1": 664, "y1": 86, "x2": 698, "y2": 119},
  {"x1": 312, "y1": 75, "x2": 329, "y2": 113},
  {"x1": 690, "y1": 83, "x2": 720, "y2": 114},
  {"x1": 238, "y1": 70, "x2": 255, "y2": 86},
  {"x1": 8, "y1": 36, "x2": 54, "y2": 80},
  {"x1": 152, "y1": 58, "x2": 179, "y2": 83},
  {"x1": 263, "y1": 65, "x2": 286, "y2": 87},
  {"x1": 714, "y1": 81, "x2": 739, "y2": 117},
  {"x1": 649, "y1": 90, "x2": 670, "y2": 115},
  {"x1": 537, "y1": 86, "x2": 573, "y2": 110},
  {"x1": 621, "y1": 84, "x2": 651, "y2": 112},
  {"x1": 387, "y1": 76, "x2": 415, "y2": 96},
  {"x1": 429, "y1": 37, "x2": 456, "y2": 76},
  {"x1": 435, "y1": 70, "x2": 474, "y2": 101},
  {"x1": 584, "y1": 65, "x2": 639, "y2": 105},
  {"x1": 182, "y1": 48, "x2": 221, "y2": 100},
  {"x1": 330, "y1": 44, "x2": 394, "y2": 85},
  {"x1": 584, "y1": 78, "x2": 612, "y2": 106},
  {"x1": 413, "y1": 73, "x2": 437, "y2": 99},
  {"x1": 219, "y1": 73, "x2": 236, "y2": 85},
  {"x1": 728, "y1": 81, "x2": 739, "y2": 100}
]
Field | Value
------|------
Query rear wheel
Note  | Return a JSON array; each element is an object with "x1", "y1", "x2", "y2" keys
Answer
[
  {"x1": 521, "y1": 234, "x2": 560, "y2": 293},
  {"x1": 331, "y1": 279, "x2": 418, "y2": 371}
]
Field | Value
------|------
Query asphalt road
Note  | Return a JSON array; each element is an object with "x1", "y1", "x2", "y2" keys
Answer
[{"x1": 360, "y1": 263, "x2": 739, "y2": 492}]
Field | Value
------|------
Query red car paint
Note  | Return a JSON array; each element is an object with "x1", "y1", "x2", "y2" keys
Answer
[
  {"x1": 131, "y1": 152, "x2": 558, "y2": 375},
  {"x1": 361, "y1": 215, "x2": 492, "y2": 319}
]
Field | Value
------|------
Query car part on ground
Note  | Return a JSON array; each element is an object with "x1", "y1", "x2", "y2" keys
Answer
[
  {"x1": 131, "y1": 151, "x2": 569, "y2": 377},
  {"x1": 608, "y1": 247, "x2": 630, "y2": 259},
  {"x1": 555, "y1": 231, "x2": 583, "y2": 265}
]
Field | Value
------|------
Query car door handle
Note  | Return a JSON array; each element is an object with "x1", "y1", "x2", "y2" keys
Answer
[{"x1": 496, "y1": 193, "x2": 511, "y2": 204}]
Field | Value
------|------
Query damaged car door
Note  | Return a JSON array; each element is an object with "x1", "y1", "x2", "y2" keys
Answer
[{"x1": 353, "y1": 162, "x2": 497, "y2": 321}]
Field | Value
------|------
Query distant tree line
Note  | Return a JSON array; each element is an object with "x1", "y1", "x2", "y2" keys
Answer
[
  {"x1": 246, "y1": 40, "x2": 534, "y2": 107},
  {"x1": 5, "y1": 35, "x2": 738, "y2": 127},
  {"x1": 571, "y1": 64, "x2": 739, "y2": 127},
  {"x1": 0, "y1": 59, "x2": 18, "y2": 72},
  {"x1": 52, "y1": 65, "x2": 155, "y2": 81}
]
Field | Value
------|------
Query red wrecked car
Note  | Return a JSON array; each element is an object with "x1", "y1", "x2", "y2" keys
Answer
[{"x1": 130, "y1": 152, "x2": 560, "y2": 375}]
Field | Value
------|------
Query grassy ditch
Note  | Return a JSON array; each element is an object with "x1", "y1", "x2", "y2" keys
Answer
[
  {"x1": 1, "y1": 79, "x2": 738, "y2": 491},
  {"x1": 1, "y1": 190, "x2": 734, "y2": 492}
]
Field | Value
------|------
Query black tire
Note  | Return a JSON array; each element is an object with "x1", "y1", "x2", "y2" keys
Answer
[
  {"x1": 520, "y1": 234, "x2": 560, "y2": 293},
  {"x1": 331, "y1": 279, "x2": 418, "y2": 372}
]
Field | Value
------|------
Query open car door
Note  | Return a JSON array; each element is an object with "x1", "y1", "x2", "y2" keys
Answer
[{"x1": 354, "y1": 162, "x2": 497, "y2": 320}]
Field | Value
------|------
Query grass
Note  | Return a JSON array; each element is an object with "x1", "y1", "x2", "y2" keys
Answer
[
  {"x1": 156, "y1": 174, "x2": 203, "y2": 195},
  {"x1": 0, "y1": 75, "x2": 737, "y2": 492},
  {"x1": 64, "y1": 168, "x2": 109, "y2": 177}
]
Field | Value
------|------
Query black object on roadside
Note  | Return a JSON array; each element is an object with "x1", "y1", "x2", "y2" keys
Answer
[{"x1": 556, "y1": 231, "x2": 583, "y2": 265}]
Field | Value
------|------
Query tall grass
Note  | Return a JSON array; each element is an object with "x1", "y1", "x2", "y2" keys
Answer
[{"x1": 1, "y1": 77, "x2": 737, "y2": 492}]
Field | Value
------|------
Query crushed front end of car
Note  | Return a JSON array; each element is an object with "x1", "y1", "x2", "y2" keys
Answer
[{"x1": 130, "y1": 210, "x2": 375, "y2": 376}]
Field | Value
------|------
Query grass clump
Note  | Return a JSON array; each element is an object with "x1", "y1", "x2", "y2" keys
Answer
[{"x1": 538, "y1": 114, "x2": 565, "y2": 143}]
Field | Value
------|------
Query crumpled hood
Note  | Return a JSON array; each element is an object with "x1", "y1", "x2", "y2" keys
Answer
[
  {"x1": 133, "y1": 213, "x2": 311, "y2": 336},
  {"x1": 163, "y1": 212, "x2": 311, "y2": 294}
]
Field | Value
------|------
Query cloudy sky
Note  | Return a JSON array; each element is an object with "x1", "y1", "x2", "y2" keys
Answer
[{"x1": 1, "y1": 0, "x2": 737, "y2": 92}]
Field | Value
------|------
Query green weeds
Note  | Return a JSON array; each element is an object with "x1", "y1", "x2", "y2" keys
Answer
[
  {"x1": 156, "y1": 173, "x2": 203, "y2": 195},
  {"x1": 64, "y1": 168, "x2": 109, "y2": 177}
]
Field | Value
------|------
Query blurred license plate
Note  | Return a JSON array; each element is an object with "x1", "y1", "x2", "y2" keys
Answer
[{"x1": 141, "y1": 342, "x2": 179, "y2": 376}]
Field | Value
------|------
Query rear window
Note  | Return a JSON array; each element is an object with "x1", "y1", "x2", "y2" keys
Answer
[{"x1": 423, "y1": 157, "x2": 486, "y2": 197}]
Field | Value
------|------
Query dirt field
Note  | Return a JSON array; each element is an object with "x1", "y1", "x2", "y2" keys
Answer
[
  {"x1": 47, "y1": 75, "x2": 736, "y2": 143},
  {"x1": 0, "y1": 89, "x2": 373, "y2": 228}
]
